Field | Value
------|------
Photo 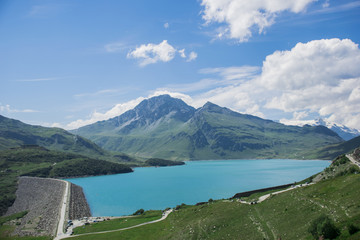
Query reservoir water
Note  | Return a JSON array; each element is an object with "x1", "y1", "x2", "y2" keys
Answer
[{"x1": 66, "y1": 159, "x2": 330, "y2": 216}]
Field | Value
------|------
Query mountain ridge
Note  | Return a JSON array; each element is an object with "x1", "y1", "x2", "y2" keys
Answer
[
  {"x1": 0, "y1": 114, "x2": 136, "y2": 163},
  {"x1": 280, "y1": 118, "x2": 360, "y2": 141},
  {"x1": 74, "y1": 95, "x2": 344, "y2": 160}
]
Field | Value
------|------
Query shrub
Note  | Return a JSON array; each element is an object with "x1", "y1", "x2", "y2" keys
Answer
[
  {"x1": 133, "y1": 209, "x2": 145, "y2": 215},
  {"x1": 308, "y1": 215, "x2": 340, "y2": 240},
  {"x1": 348, "y1": 224, "x2": 360, "y2": 235}
]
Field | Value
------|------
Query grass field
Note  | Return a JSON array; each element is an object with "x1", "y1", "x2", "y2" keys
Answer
[
  {"x1": 72, "y1": 210, "x2": 162, "y2": 235},
  {"x1": 69, "y1": 159, "x2": 360, "y2": 240}
]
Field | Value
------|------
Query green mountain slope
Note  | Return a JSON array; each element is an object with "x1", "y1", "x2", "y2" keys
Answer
[
  {"x1": 74, "y1": 95, "x2": 343, "y2": 160},
  {"x1": 303, "y1": 135, "x2": 360, "y2": 160},
  {"x1": 0, "y1": 115, "x2": 116, "y2": 160}
]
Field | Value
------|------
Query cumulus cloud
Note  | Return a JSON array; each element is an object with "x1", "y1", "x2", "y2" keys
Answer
[
  {"x1": 260, "y1": 38, "x2": 360, "y2": 90},
  {"x1": 126, "y1": 40, "x2": 198, "y2": 66},
  {"x1": 201, "y1": 0, "x2": 315, "y2": 42},
  {"x1": 260, "y1": 38, "x2": 360, "y2": 128},
  {"x1": 64, "y1": 38, "x2": 360, "y2": 130},
  {"x1": 162, "y1": 38, "x2": 360, "y2": 129},
  {"x1": 179, "y1": 49, "x2": 198, "y2": 62},
  {"x1": 127, "y1": 40, "x2": 177, "y2": 66}
]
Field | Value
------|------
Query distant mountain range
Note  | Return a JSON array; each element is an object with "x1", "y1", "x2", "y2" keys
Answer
[
  {"x1": 280, "y1": 118, "x2": 360, "y2": 141},
  {"x1": 0, "y1": 115, "x2": 135, "y2": 162},
  {"x1": 73, "y1": 95, "x2": 345, "y2": 160}
]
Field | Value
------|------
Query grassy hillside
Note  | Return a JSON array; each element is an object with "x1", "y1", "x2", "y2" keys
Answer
[
  {"x1": 69, "y1": 152, "x2": 360, "y2": 240},
  {"x1": 0, "y1": 115, "x2": 105, "y2": 156},
  {"x1": 303, "y1": 136, "x2": 360, "y2": 160},
  {"x1": 0, "y1": 146, "x2": 133, "y2": 216}
]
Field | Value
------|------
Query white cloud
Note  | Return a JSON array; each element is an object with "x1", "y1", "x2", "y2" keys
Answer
[
  {"x1": 322, "y1": 0, "x2": 330, "y2": 8},
  {"x1": 66, "y1": 91, "x2": 194, "y2": 130},
  {"x1": 66, "y1": 97, "x2": 146, "y2": 130},
  {"x1": 127, "y1": 40, "x2": 177, "y2": 66},
  {"x1": 126, "y1": 40, "x2": 198, "y2": 66},
  {"x1": 0, "y1": 104, "x2": 39, "y2": 113},
  {"x1": 260, "y1": 38, "x2": 360, "y2": 90},
  {"x1": 313, "y1": 1, "x2": 360, "y2": 14},
  {"x1": 74, "y1": 89, "x2": 121, "y2": 98},
  {"x1": 160, "y1": 38, "x2": 360, "y2": 129},
  {"x1": 164, "y1": 22, "x2": 170, "y2": 29},
  {"x1": 201, "y1": 0, "x2": 315, "y2": 42},
  {"x1": 15, "y1": 77, "x2": 58, "y2": 82},
  {"x1": 179, "y1": 49, "x2": 197, "y2": 62},
  {"x1": 104, "y1": 42, "x2": 128, "y2": 53},
  {"x1": 187, "y1": 51, "x2": 198, "y2": 62},
  {"x1": 200, "y1": 66, "x2": 260, "y2": 82},
  {"x1": 259, "y1": 39, "x2": 360, "y2": 129},
  {"x1": 63, "y1": 38, "x2": 360, "y2": 130},
  {"x1": 179, "y1": 49, "x2": 186, "y2": 58}
]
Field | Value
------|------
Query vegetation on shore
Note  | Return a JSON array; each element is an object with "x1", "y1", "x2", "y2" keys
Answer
[{"x1": 145, "y1": 158, "x2": 185, "y2": 167}]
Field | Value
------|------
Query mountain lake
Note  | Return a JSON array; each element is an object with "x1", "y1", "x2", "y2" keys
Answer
[{"x1": 66, "y1": 159, "x2": 330, "y2": 216}]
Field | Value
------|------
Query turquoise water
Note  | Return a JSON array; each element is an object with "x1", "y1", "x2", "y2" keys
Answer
[{"x1": 66, "y1": 159, "x2": 330, "y2": 216}]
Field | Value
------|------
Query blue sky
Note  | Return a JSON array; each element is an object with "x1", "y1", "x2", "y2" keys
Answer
[{"x1": 1, "y1": 0, "x2": 360, "y2": 130}]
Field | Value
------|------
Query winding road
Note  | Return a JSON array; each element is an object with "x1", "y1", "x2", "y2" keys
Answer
[
  {"x1": 54, "y1": 180, "x2": 70, "y2": 240},
  {"x1": 346, "y1": 154, "x2": 360, "y2": 168},
  {"x1": 62, "y1": 209, "x2": 173, "y2": 239}
]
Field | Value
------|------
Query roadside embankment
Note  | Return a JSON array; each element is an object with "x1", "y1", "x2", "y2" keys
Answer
[
  {"x1": 69, "y1": 183, "x2": 91, "y2": 220},
  {"x1": 231, "y1": 183, "x2": 293, "y2": 199},
  {"x1": 5, "y1": 176, "x2": 65, "y2": 237},
  {"x1": 4, "y1": 176, "x2": 92, "y2": 238}
]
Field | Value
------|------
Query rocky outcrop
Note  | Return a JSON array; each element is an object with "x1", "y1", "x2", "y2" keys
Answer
[{"x1": 69, "y1": 183, "x2": 91, "y2": 220}]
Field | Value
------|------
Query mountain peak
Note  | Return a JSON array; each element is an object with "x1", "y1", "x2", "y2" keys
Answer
[
  {"x1": 134, "y1": 95, "x2": 195, "y2": 117},
  {"x1": 201, "y1": 101, "x2": 224, "y2": 111}
]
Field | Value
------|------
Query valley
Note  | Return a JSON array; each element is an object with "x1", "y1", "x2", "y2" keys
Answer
[{"x1": 0, "y1": 95, "x2": 359, "y2": 239}]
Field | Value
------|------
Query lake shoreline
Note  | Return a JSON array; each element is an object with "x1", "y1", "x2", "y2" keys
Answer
[{"x1": 67, "y1": 159, "x2": 330, "y2": 217}]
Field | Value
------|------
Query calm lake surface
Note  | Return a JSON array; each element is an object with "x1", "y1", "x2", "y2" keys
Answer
[{"x1": 66, "y1": 159, "x2": 330, "y2": 216}]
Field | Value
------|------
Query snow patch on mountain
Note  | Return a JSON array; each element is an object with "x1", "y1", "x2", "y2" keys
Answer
[{"x1": 280, "y1": 118, "x2": 360, "y2": 141}]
